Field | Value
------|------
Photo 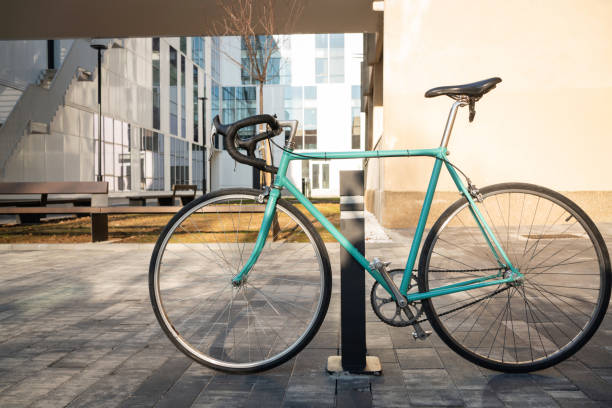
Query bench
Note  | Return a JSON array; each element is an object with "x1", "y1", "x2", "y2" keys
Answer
[
  {"x1": 0, "y1": 182, "x2": 108, "y2": 224},
  {"x1": 0, "y1": 182, "x2": 263, "y2": 242},
  {"x1": 126, "y1": 184, "x2": 198, "y2": 206}
]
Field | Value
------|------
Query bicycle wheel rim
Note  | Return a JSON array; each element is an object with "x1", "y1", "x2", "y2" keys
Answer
[
  {"x1": 420, "y1": 184, "x2": 609, "y2": 370},
  {"x1": 151, "y1": 192, "x2": 328, "y2": 371}
]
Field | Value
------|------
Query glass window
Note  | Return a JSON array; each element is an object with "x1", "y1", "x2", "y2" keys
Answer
[
  {"x1": 315, "y1": 34, "x2": 328, "y2": 50},
  {"x1": 330, "y1": 34, "x2": 344, "y2": 49},
  {"x1": 304, "y1": 86, "x2": 317, "y2": 100},
  {"x1": 312, "y1": 164, "x2": 320, "y2": 189},
  {"x1": 284, "y1": 86, "x2": 303, "y2": 148},
  {"x1": 152, "y1": 38, "x2": 160, "y2": 130},
  {"x1": 191, "y1": 143, "x2": 205, "y2": 191},
  {"x1": 304, "y1": 108, "x2": 317, "y2": 150},
  {"x1": 170, "y1": 137, "x2": 189, "y2": 186},
  {"x1": 315, "y1": 34, "x2": 344, "y2": 83},
  {"x1": 193, "y1": 66, "x2": 199, "y2": 143},
  {"x1": 94, "y1": 118, "x2": 132, "y2": 192},
  {"x1": 180, "y1": 37, "x2": 187, "y2": 55},
  {"x1": 140, "y1": 129, "x2": 164, "y2": 190},
  {"x1": 211, "y1": 81, "x2": 220, "y2": 149},
  {"x1": 222, "y1": 86, "x2": 257, "y2": 139},
  {"x1": 181, "y1": 55, "x2": 186, "y2": 138},
  {"x1": 351, "y1": 85, "x2": 361, "y2": 149},
  {"x1": 192, "y1": 37, "x2": 204, "y2": 68},
  {"x1": 241, "y1": 35, "x2": 281, "y2": 84},
  {"x1": 169, "y1": 47, "x2": 178, "y2": 135},
  {"x1": 315, "y1": 58, "x2": 328, "y2": 84},
  {"x1": 211, "y1": 37, "x2": 221, "y2": 81},
  {"x1": 322, "y1": 163, "x2": 329, "y2": 189}
]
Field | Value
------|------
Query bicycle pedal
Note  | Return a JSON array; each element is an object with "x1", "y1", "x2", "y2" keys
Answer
[{"x1": 412, "y1": 330, "x2": 432, "y2": 341}]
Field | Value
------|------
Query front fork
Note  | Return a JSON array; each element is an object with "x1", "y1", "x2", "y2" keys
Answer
[{"x1": 231, "y1": 186, "x2": 280, "y2": 285}]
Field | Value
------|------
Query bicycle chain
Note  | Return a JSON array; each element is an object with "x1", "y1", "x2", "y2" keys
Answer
[
  {"x1": 404, "y1": 266, "x2": 508, "y2": 325},
  {"x1": 411, "y1": 285, "x2": 511, "y2": 325}
]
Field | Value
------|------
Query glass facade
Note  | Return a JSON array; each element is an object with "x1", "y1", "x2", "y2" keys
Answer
[
  {"x1": 170, "y1": 137, "x2": 189, "y2": 186},
  {"x1": 169, "y1": 47, "x2": 178, "y2": 135},
  {"x1": 241, "y1": 36, "x2": 281, "y2": 85},
  {"x1": 284, "y1": 86, "x2": 316, "y2": 150},
  {"x1": 315, "y1": 34, "x2": 344, "y2": 83},
  {"x1": 94, "y1": 115, "x2": 131, "y2": 192},
  {"x1": 152, "y1": 38, "x2": 160, "y2": 130},
  {"x1": 140, "y1": 130, "x2": 164, "y2": 191},
  {"x1": 351, "y1": 85, "x2": 361, "y2": 149},
  {"x1": 222, "y1": 86, "x2": 256, "y2": 140}
]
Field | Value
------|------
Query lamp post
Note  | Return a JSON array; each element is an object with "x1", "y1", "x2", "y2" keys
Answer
[
  {"x1": 199, "y1": 96, "x2": 207, "y2": 194},
  {"x1": 90, "y1": 44, "x2": 107, "y2": 182}
]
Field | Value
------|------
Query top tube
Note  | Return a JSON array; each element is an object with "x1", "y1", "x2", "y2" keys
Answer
[{"x1": 285, "y1": 148, "x2": 445, "y2": 161}]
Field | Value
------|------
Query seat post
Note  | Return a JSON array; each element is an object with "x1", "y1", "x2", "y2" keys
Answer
[{"x1": 440, "y1": 99, "x2": 467, "y2": 148}]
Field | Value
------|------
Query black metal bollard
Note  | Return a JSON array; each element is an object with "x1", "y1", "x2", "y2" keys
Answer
[{"x1": 327, "y1": 170, "x2": 381, "y2": 375}]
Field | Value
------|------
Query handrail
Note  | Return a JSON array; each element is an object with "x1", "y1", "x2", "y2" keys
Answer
[{"x1": 0, "y1": 78, "x2": 27, "y2": 92}]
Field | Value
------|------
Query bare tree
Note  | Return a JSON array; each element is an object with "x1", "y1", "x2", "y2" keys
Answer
[{"x1": 214, "y1": 0, "x2": 303, "y2": 187}]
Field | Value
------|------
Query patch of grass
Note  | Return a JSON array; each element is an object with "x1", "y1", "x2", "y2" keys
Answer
[{"x1": 0, "y1": 203, "x2": 340, "y2": 243}]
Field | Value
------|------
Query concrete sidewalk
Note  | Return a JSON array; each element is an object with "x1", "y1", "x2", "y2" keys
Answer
[{"x1": 0, "y1": 237, "x2": 611, "y2": 407}]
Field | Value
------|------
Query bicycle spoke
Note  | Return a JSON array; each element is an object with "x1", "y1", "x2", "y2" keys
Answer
[
  {"x1": 423, "y1": 186, "x2": 606, "y2": 370},
  {"x1": 152, "y1": 192, "x2": 328, "y2": 371}
]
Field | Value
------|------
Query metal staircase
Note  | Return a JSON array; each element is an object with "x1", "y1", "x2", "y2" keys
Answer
[
  {"x1": 0, "y1": 79, "x2": 25, "y2": 127},
  {"x1": 0, "y1": 39, "x2": 104, "y2": 178}
]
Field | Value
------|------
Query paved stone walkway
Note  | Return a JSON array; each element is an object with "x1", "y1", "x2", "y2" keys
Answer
[{"x1": 0, "y1": 233, "x2": 611, "y2": 407}]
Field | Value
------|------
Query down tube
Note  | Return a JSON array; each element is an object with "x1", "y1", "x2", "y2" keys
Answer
[
  {"x1": 400, "y1": 158, "x2": 444, "y2": 294},
  {"x1": 281, "y1": 178, "x2": 371, "y2": 271}
]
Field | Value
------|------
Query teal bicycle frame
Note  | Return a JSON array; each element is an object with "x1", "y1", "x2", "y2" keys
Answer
[
  {"x1": 230, "y1": 100, "x2": 523, "y2": 303},
  {"x1": 231, "y1": 145, "x2": 522, "y2": 303}
]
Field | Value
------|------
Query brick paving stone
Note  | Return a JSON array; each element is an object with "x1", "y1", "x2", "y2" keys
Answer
[
  {"x1": 396, "y1": 347, "x2": 444, "y2": 369},
  {"x1": 155, "y1": 364, "x2": 214, "y2": 408},
  {"x1": 0, "y1": 235, "x2": 611, "y2": 407}
]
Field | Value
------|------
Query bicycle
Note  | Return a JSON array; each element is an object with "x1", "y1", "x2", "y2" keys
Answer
[{"x1": 149, "y1": 77, "x2": 611, "y2": 374}]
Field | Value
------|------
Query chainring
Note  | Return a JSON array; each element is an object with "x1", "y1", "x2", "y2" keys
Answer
[{"x1": 370, "y1": 269, "x2": 424, "y2": 327}]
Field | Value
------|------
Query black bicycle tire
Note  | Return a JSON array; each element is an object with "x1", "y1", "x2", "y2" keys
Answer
[
  {"x1": 418, "y1": 182, "x2": 611, "y2": 373},
  {"x1": 149, "y1": 188, "x2": 332, "y2": 373}
]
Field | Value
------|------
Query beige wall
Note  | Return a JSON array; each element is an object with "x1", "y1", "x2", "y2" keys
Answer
[{"x1": 369, "y1": 0, "x2": 612, "y2": 227}]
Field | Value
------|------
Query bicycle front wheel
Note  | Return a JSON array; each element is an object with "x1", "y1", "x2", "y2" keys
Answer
[
  {"x1": 149, "y1": 188, "x2": 332, "y2": 373},
  {"x1": 418, "y1": 183, "x2": 610, "y2": 372}
]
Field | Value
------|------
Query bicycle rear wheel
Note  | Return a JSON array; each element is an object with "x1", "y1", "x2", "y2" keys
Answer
[
  {"x1": 418, "y1": 183, "x2": 610, "y2": 372},
  {"x1": 149, "y1": 188, "x2": 331, "y2": 373}
]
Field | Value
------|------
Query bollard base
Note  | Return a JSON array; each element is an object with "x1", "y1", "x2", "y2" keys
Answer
[{"x1": 326, "y1": 356, "x2": 382, "y2": 376}]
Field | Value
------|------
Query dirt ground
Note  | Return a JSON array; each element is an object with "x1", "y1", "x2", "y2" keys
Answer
[{"x1": 0, "y1": 203, "x2": 340, "y2": 243}]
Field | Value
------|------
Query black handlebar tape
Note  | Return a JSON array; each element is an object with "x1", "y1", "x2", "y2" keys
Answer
[{"x1": 213, "y1": 114, "x2": 279, "y2": 174}]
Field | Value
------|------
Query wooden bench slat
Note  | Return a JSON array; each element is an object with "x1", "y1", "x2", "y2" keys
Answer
[
  {"x1": 0, "y1": 207, "x2": 100, "y2": 214},
  {"x1": 100, "y1": 206, "x2": 183, "y2": 214},
  {"x1": 0, "y1": 182, "x2": 108, "y2": 195}
]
